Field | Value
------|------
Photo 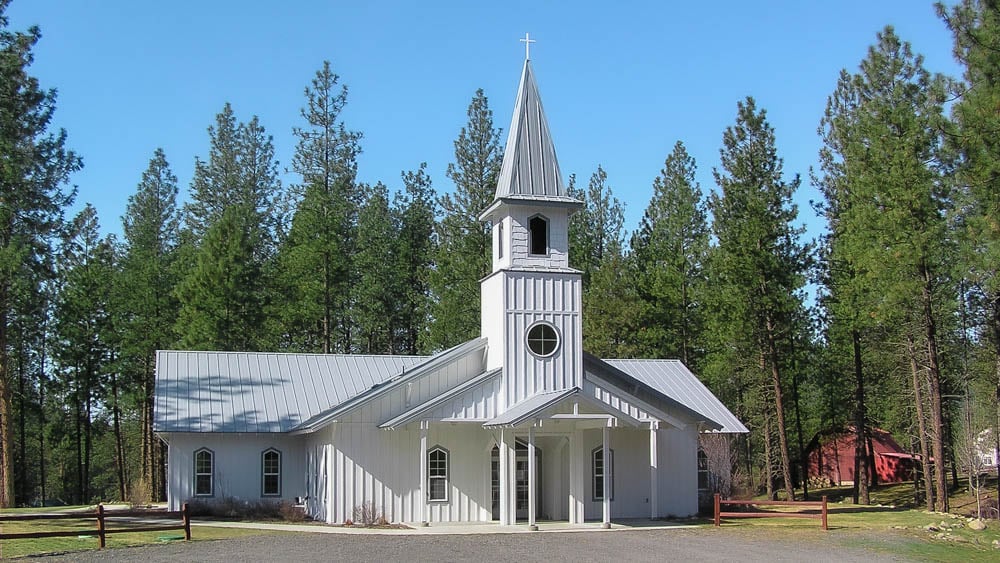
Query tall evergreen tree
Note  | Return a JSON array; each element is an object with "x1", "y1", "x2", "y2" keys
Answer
[
  {"x1": 277, "y1": 61, "x2": 361, "y2": 353},
  {"x1": 118, "y1": 148, "x2": 180, "y2": 500},
  {"x1": 631, "y1": 142, "x2": 710, "y2": 366},
  {"x1": 568, "y1": 165, "x2": 625, "y2": 289},
  {"x1": 0, "y1": 0, "x2": 81, "y2": 506},
  {"x1": 394, "y1": 164, "x2": 437, "y2": 354},
  {"x1": 709, "y1": 97, "x2": 809, "y2": 501},
  {"x1": 425, "y1": 89, "x2": 502, "y2": 351},
  {"x1": 818, "y1": 28, "x2": 953, "y2": 510},
  {"x1": 176, "y1": 106, "x2": 281, "y2": 350},
  {"x1": 353, "y1": 182, "x2": 399, "y2": 354},
  {"x1": 52, "y1": 205, "x2": 115, "y2": 503},
  {"x1": 939, "y1": 0, "x2": 1000, "y2": 501}
]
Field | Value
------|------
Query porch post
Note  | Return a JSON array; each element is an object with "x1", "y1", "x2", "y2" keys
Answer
[
  {"x1": 528, "y1": 424, "x2": 537, "y2": 530},
  {"x1": 499, "y1": 429, "x2": 512, "y2": 525},
  {"x1": 649, "y1": 420, "x2": 658, "y2": 520},
  {"x1": 569, "y1": 428, "x2": 584, "y2": 524},
  {"x1": 419, "y1": 421, "x2": 428, "y2": 525},
  {"x1": 602, "y1": 423, "x2": 611, "y2": 529}
]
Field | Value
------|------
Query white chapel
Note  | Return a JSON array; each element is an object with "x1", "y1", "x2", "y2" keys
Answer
[{"x1": 154, "y1": 50, "x2": 747, "y2": 527}]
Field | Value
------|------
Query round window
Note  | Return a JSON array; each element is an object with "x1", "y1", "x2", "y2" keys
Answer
[{"x1": 526, "y1": 323, "x2": 559, "y2": 357}]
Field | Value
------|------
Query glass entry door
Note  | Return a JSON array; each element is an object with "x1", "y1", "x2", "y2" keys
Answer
[{"x1": 491, "y1": 441, "x2": 541, "y2": 521}]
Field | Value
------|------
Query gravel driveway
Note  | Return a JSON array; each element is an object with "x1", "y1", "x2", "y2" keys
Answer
[{"x1": 40, "y1": 528, "x2": 911, "y2": 562}]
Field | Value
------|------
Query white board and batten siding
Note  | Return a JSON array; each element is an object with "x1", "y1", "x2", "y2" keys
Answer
[
  {"x1": 502, "y1": 270, "x2": 582, "y2": 405},
  {"x1": 164, "y1": 433, "x2": 305, "y2": 511}
]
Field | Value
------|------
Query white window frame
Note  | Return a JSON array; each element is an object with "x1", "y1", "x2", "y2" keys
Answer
[
  {"x1": 194, "y1": 448, "x2": 214, "y2": 497},
  {"x1": 592, "y1": 447, "x2": 614, "y2": 501},
  {"x1": 262, "y1": 448, "x2": 281, "y2": 497},
  {"x1": 427, "y1": 446, "x2": 449, "y2": 502},
  {"x1": 528, "y1": 214, "x2": 549, "y2": 256},
  {"x1": 526, "y1": 322, "x2": 560, "y2": 358},
  {"x1": 498, "y1": 221, "x2": 504, "y2": 259}
]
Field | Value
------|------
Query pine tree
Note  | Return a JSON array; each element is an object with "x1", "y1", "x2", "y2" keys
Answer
[
  {"x1": 395, "y1": 164, "x2": 437, "y2": 354},
  {"x1": 631, "y1": 142, "x2": 710, "y2": 366},
  {"x1": 0, "y1": 0, "x2": 81, "y2": 506},
  {"x1": 582, "y1": 245, "x2": 646, "y2": 358},
  {"x1": 177, "y1": 106, "x2": 282, "y2": 350},
  {"x1": 709, "y1": 97, "x2": 809, "y2": 501},
  {"x1": 568, "y1": 166, "x2": 625, "y2": 289},
  {"x1": 352, "y1": 183, "x2": 399, "y2": 353},
  {"x1": 52, "y1": 205, "x2": 115, "y2": 503},
  {"x1": 939, "y1": 0, "x2": 1000, "y2": 502},
  {"x1": 818, "y1": 28, "x2": 953, "y2": 510},
  {"x1": 118, "y1": 148, "x2": 180, "y2": 500},
  {"x1": 425, "y1": 89, "x2": 502, "y2": 351},
  {"x1": 276, "y1": 61, "x2": 361, "y2": 353}
]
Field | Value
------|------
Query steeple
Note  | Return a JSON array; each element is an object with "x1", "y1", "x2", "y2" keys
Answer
[{"x1": 488, "y1": 59, "x2": 579, "y2": 205}]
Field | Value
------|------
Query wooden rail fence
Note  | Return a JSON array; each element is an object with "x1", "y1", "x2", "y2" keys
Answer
[
  {"x1": 0, "y1": 503, "x2": 191, "y2": 548},
  {"x1": 714, "y1": 494, "x2": 828, "y2": 530}
]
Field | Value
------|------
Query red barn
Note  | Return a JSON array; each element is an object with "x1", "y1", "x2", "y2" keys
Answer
[{"x1": 806, "y1": 426, "x2": 919, "y2": 485}]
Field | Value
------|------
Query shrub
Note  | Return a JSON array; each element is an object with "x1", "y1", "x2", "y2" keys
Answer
[
  {"x1": 352, "y1": 501, "x2": 383, "y2": 526},
  {"x1": 128, "y1": 477, "x2": 153, "y2": 508}
]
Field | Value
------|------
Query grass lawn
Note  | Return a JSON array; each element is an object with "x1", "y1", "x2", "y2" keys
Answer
[
  {"x1": 713, "y1": 479, "x2": 1000, "y2": 561},
  {"x1": 0, "y1": 505, "x2": 283, "y2": 559}
]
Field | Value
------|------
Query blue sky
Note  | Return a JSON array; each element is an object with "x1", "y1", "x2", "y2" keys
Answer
[{"x1": 9, "y1": 1, "x2": 962, "y2": 245}]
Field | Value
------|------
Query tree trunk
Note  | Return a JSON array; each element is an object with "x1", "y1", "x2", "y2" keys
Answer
[
  {"x1": 17, "y1": 344, "x2": 27, "y2": 506},
  {"x1": 75, "y1": 374, "x2": 83, "y2": 504},
  {"x1": 763, "y1": 409, "x2": 775, "y2": 500},
  {"x1": 921, "y1": 266, "x2": 948, "y2": 513},
  {"x1": 765, "y1": 315, "x2": 795, "y2": 501},
  {"x1": 908, "y1": 333, "x2": 934, "y2": 511},
  {"x1": 0, "y1": 298, "x2": 14, "y2": 508},
  {"x1": 852, "y1": 329, "x2": 869, "y2": 505},
  {"x1": 111, "y1": 367, "x2": 127, "y2": 502}
]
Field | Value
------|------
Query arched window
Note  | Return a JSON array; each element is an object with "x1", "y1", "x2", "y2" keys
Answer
[
  {"x1": 428, "y1": 446, "x2": 449, "y2": 502},
  {"x1": 194, "y1": 448, "x2": 214, "y2": 497},
  {"x1": 262, "y1": 449, "x2": 281, "y2": 496},
  {"x1": 529, "y1": 215, "x2": 548, "y2": 256},
  {"x1": 592, "y1": 447, "x2": 614, "y2": 501}
]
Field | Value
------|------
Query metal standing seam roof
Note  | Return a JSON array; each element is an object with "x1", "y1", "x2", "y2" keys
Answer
[
  {"x1": 602, "y1": 359, "x2": 749, "y2": 434},
  {"x1": 483, "y1": 388, "x2": 577, "y2": 427},
  {"x1": 493, "y1": 60, "x2": 572, "y2": 201},
  {"x1": 378, "y1": 367, "x2": 502, "y2": 429},
  {"x1": 153, "y1": 350, "x2": 427, "y2": 433}
]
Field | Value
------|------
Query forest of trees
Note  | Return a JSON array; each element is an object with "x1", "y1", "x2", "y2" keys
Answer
[{"x1": 1, "y1": 0, "x2": 999, "y2": 512}]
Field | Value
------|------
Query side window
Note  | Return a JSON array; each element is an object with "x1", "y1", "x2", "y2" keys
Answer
[
  {"x1": 262, "y1": 449, "x2": 281, "y2": 496},
  {"x1": 697, "y1": 450, "x2": 709, "y2": 491},
  {"x1": 428, "y1": 446, "x2": 449, "y2": 502},
  {"x1": 592, "y1": 447, "x2": 614, "y2": 501},
  {"x1": 529, "y1": 215, "x2": 548, "y2": 255},
  {"x1": 194, "y1": 448, "x2": 214, "y2": 496},
  {"x1": 498, "y1": 221, "x2": 504, "y2": 259}
]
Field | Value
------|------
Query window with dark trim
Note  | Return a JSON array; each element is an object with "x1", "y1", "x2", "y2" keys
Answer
[
  {"x1": 262, "y1": 448, "x2": 281, "y2": 496},
  {"x1": 592, "y1": 447, "x2": 614, "y2": 501},
  {"x1": 697, "y1": 450, "x2": 709, "y2": 491},
  {"x1": 526, "y1": 323, "x2": 559, "y2": 357},
  {"x1": 194, "y1": 448, "x2": 214, "y2": 496},
  {"x1": 428, "y1": 446, "x2": 449, "y2": 502},
  {"x1": 529, "y1": 215, "x2": 548, "y2": 255}
]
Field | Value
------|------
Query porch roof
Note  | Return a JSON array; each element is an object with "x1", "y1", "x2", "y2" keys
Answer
[{"x1": 483, "y1": 387, "x2": 642, "y2": 428}]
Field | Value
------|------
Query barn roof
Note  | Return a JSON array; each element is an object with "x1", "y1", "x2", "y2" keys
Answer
[
  {"x1": 153, "y1": 350, "x2": 427, "y2": 433},
  {"x1": 602, "y1": 358, "x2": 749, "y2": 433}
]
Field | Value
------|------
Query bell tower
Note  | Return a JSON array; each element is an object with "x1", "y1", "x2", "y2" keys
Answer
[{"x1": 479, "y1": 54, "x2": 584, "y2": 409}]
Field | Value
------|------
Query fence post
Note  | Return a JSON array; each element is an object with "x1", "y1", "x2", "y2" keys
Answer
[
  {"x1": 714, "y1": 493, "x2": 721, "y2": 527},
  {"x1": 821, "y1": 496, "x2": 828, "y2": 530},
  {"x1": 96, "y1": 504, "x2": 106, "y2": 549},
  {"x1": 183, "y1": 503, "x2": 191, "y2": 540}
]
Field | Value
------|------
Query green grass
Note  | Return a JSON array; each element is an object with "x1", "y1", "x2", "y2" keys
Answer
[
  {"x1": 0, "y1": 505, "x2": 282, "y2": 559},
  {"x1": 717, "y1": 481, "x2": 1000, "y2": 561}
]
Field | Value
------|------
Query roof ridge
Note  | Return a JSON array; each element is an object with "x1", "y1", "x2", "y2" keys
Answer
[{"x1": 157, "y1": 349, "x2": 429, "y2": 359}]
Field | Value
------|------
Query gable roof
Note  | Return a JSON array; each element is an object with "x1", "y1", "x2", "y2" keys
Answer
[
  {"x1": 378, "y1": 367, "x2": 501, "y2": 430},
  {"x1": 492, "y1": 60, "x2": 577, "y2": 204},
  {"x1": 154, "y1": 350, "x2": 426, "y2": 433},
  {"x1": 601, "y1": 358, "x2": 749, "y2": 433},
  {"x1": 291, "y1": 338, "x2": 488, "y2": 433}
]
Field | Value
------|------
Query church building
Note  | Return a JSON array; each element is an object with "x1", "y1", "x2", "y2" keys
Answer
[{"x1": 154, "y1": 51, "x2": 747, "y2": 528}]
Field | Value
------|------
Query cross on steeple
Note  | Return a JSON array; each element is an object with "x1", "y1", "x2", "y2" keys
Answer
[{"x1": 520, "y1": 32, "x2": 536, "y2": 60}]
